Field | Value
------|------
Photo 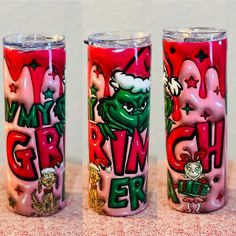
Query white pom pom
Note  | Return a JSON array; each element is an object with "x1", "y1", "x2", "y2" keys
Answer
[{"x1": 105, "y1": 166, "x2": 112, "y2": 173}]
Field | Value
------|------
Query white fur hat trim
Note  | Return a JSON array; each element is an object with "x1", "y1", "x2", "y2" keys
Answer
[
  {"x1": 110, "y1": 71, "x2": 150, "y2": 94},
  {"x1": 41, "y1": 168, "x2": 56, "y2": 174}
]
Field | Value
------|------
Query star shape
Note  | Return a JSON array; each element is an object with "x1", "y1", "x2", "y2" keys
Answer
[
  {"x1": 213, "y1": 87, "x2": 221, "y2": 96},
  {"x1": 8, "y1": 197, "x2": 16, "y2": 208},
  {"x1": 170, "y1": 47, "x2": 176, "y2": 54},
  {"x1": 93, "y1": 65, "x2": 103, "y2": 78},
  {"x1": 201, "y1": 111, "x2": 211, "y2": 120},
  {"x1": 213, "y1": 176, "x2": 220, "y2": 183},
  {"x1": 185, "y1": 76, "x2": 199, "y2": 88},
  {"x1": 43, "y1": 88, "x2": 55, "y2": 99},
  {"x1": 28, "y1": 59, "x2": 41, "y2": 71},
  {"x1": 9, "y1": 83, "x2": 17, "y2": 93},
  {"x1": 90, "y1": 85, "x2": 98, "y2": 97},
  {"x1": 15, "y1": 186, "x2": 23, "y2": 195},
  {"x1": 181, "y1": 103, "x2": 194, "y2": 115},
  {"x1": 195, "y1": 49, "x2": 208, "y2": 62},
  {"x1": 217, "y1": 192, "x2": 224, "y2": 202}
]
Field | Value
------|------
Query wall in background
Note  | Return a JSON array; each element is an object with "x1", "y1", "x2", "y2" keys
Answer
[
  {"x1": 0, "y1": 0, "x2": 235, "y2": 165},
  {"x1": 0, "y1": 1, "x2": 83, "y2": 164}
]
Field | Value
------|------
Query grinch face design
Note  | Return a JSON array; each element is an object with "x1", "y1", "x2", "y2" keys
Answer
[
  {"x1": 98, "y1": 88, "x2": 150, "y2": 135},
  {"x1": 97, "y1": 71, "x2": 150, "y2": 139},
  {"x1": 184, "y1": 161, "x2": 203, "y2": 180}
]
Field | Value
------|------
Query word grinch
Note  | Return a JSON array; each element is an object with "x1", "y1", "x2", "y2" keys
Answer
[{"x1": 5, "y1": 98, "x2": 63, "y2": 181}]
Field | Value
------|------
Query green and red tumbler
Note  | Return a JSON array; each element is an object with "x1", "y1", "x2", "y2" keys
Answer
[
  {"x1": 86, "y1": 32, "x2": 151, "y2": 216},
  {"x1": 4, "y1": 34, "x2": 66, "y2": 216},
  {"x1": 163, "y1": 27, "x2": 227, "y2": 213}
]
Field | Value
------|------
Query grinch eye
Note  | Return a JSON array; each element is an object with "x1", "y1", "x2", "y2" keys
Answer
[
  {"x1": 123, "y1": 103, "x2": 134, "y2": 113},
  {"x1": 141, "y1": 100, "x2": 147, "y2": 110},
  {"x1": 195, "y1": 167, "x2": 200, "y2": 172}
]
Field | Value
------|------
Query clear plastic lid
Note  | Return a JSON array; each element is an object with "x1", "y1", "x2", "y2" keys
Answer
[
  {"x1": 3, "y1": 33, "x2": 65, "y2": 50},
  {"x1": 163, "y1": 27, "x2": 227, "y2": 42},
  {"x1": 86, "y1": 31, "x2": 151, "y2": 48}
]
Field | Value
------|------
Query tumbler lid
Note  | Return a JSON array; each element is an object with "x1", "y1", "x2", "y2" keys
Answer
[
  {"x1": 163, "y1": 27, "x2": 227, "y2": 42},
  {"x1": 3, "y1": 33, "x2": 65, "y2": 50},
  {"x1": 86, "y1": 31, "x2": 151, "y2": 48}
]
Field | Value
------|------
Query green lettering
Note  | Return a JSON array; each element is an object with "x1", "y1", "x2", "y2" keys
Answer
[
  {"x1": 5, "y1": 99, "x2": 19, "y2": 122},
  {"x1": 129, "y1": 176, "x2": 146, "y2": 211},
  {"x1": 37, "y1": 101, "x2": 54, "y2": 125},
  {"x1": 108, "y1": 177, "x2": 129, "y2": 208},
  {"x1": 18, "y1": 104, "x2": 38, "y2": 128}
]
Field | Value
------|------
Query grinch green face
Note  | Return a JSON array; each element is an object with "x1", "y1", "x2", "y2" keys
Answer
[{"x1": 98, "y1": 88, "x2": 150, "y2": 135}]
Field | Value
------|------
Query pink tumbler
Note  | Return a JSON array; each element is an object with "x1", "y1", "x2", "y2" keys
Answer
[
  {"x1": 163, "y1": 27, "x2": 227, "y2": 213},
  {"x1": 4, "y1": 34, "x2": 66, "y2": 216}
]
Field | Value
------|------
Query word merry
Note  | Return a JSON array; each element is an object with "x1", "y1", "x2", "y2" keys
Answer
[
  {"x1": 108, "y1": 176, "x2": 146, "y2": 211},
  {"x1": 167, "y1": 119, "x2": 225, "y2": 172}
]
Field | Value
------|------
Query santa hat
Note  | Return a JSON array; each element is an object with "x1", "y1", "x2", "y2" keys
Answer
[{"x1": 110, "y1": 71, "x2": 150, "y2": 94}]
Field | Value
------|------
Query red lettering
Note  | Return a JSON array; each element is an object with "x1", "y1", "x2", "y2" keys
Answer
[
  {"x1": 7, "y1": 131, "x2": 37, "y2": 180},
  {"x1": 167, "y1": 120, "x2": 225, "y2": 172},
  {"x1": 35, "y1": 127, "x2": 63, "y2": 170},
  {"x1": 126, "y1": 129, "x2": 149, "y2": 173},
  {"x1": 89, "y1": 123, "x2": 110, "y2": 168},
  {"x1": 196, "y1": 120, "x2": 224, "y2": 172},
  {"x1": 167, "y1": 125, "x2": 195, "y2": 172},
  {"x1": 111, "y1": 130, "x2": 127, "y2": 175}
]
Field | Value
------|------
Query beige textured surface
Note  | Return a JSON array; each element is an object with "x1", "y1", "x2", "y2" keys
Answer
[{"x1": 0, "y1": 161, "x2": 236, "y2": 235}]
